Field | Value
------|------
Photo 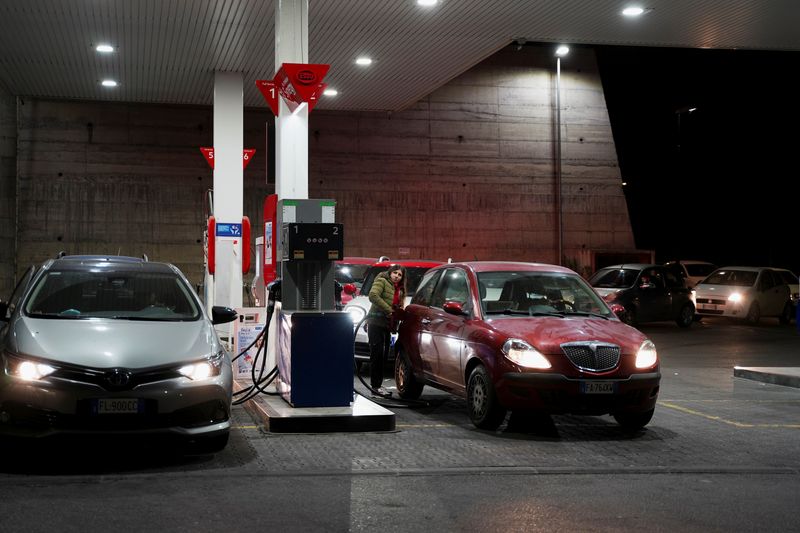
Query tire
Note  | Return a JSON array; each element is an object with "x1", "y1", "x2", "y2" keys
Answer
[
  {"x1": 746, "y1": 302, "x2": 761, "y2": 325},
  {"x1": 394, "y1": 349, "x2": 423, "y2": 400},
  {"x1": 466, "y1": 365, "x2": 506, "y2": 430},
  {"x1": 613, "y1": 408, "x2": 654, "y2": 430},
  {"x1": 185, "y1": 432, "x2": 229, "y2": 455},
  {"x1": 621, "y1": 306, "x2": 637, "y2": 327},
  {"x1": 778, "y1": 303, "x2": 793, "y2": 325},
  {"x1": 676, "y1": 303, "x2": 694, "y2": 328}
]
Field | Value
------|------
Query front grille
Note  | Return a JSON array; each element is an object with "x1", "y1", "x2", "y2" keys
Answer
[
  {"x1": 560, "y1": 342, "x2": 620, "y2": 372},
  {"x1": 699, "y1": 309, "x2": 724, "y2": 315},
  {"x1": 696, "y1": 298, "x2": 726, "y2": 305},
  {"x1": 52, "y1": 365, "x2": 182, "y2": 392}
]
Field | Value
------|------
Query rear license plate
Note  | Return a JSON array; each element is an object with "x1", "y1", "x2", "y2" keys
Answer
[
  {"x1": 95, "y1": 398, "x2": 143, "y2": 414},
  {"x1": 580, "y1": 381, "x2": 616, "y2": 394}
]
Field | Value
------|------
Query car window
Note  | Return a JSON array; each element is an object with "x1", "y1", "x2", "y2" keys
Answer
[
  {"x1": 590, "y1": 268, "x2": 639, "y2": 289},
  {"x1": 477, "y1": 271, "x2": 612, "y2": 317},
  {"x1": 23, "y1": 269, "x2": 201, "y2": 321},
  {"x1": 411, "y1": 270, "x2": 442, "y2": 306},
  {"x1": 335, "y1": 264, "x2": 369, "y2": 286},
  {"x1": 776, "y1": 271, "x2": 798, "y2": 285},
  {"x1": 759, "y1": 270, "x2": 776, "y2": 291},
  {"x1": 430, "y1": 268, "x2": 470, "y2": 310},
  {"x1": 361, "y1": 266, "x2": 434, "y2": 297},
  {"x1": 664, "y1": 270, "x2": 683, "y2": 288},
  {"x1": 641, "y1": 268, "x2": 664, "y2": 289},
  {"x1": 4, "y1": 266, "x2": 37, "y2": 320},
  {"x1": 685, "y1": 263, "x2": 717, "y2": 277},
  {"x1": 703, "y1": 269, "x2": 758, "y2": 287}
]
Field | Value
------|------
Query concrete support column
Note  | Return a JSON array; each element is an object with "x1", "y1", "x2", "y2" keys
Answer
[
  {"x1": 213, "y1": 72, "x2": 244, "y2": 309},
  {"x1": 275, "y1": 0, "x2": 309, "y2": 200},
  {"x1": 0, "y1": 87, "x2": 17, "y2": 297}
]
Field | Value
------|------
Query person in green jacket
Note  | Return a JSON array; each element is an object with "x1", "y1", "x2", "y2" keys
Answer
[{"x1": 367, "y1": 264, "x2": 407, "y2": 396}]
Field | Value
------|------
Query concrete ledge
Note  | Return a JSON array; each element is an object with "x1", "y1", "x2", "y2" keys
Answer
[
  {"x1": 234, "y1": 381, "x2": 395, "y2": 433},
  {"x1": 733, "y1": 367, "x2": 800, "y2": 389}
]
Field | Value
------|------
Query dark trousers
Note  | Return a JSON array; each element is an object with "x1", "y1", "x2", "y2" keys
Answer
[{"x1": 367, "y1": 322, "x2": 391, "y2": 389}]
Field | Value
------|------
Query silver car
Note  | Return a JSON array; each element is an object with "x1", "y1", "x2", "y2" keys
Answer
[{"x1": 0, "y1": 255, "x2": 236, "y2": 453}]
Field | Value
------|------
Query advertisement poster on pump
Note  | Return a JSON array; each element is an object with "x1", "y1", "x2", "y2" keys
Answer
[{"x1": 233, "y1": 308, "x2": 267, "y2": 380}]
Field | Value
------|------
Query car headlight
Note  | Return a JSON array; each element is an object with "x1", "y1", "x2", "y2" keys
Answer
[
  {"x1": 728, "y1": 292, "x2": 743, "y2": 303},
  {"x1": 635, "y1": 340, "x2": 658, "y2": 369},
  {"x1": 346, "y1": 305, "x2": 366, "y2": 325},
  {"x1": 502, "y1": 339, "x2": 551, "y2": 369},
  {"x1": 179, "y1": 350, "x2": 224, "y2": 380},
  {"x1": 3, "y1": 352, "x2": 57, "y2": 381}
]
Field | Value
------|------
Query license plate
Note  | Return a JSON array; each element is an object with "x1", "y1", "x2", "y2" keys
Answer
[
  {"x1": 580, "y1": 381, "x2": 616, "y2": 394},
  {"x1": 699, "y1": 303, "x2": 718, "y2": 311},
  {"x1": 95, "y1": 398, "x2": 142, "y2": 414}
]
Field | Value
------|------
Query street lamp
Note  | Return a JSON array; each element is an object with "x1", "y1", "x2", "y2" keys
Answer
[{"x1": 555, "y1": 45, "x2": 569, "y2": 266}]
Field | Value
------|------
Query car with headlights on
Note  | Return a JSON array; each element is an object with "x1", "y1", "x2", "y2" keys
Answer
[
  {"x1": 0, "y1": 255, "x2": 237, "y2": 453},
  {"x1": 394, "y1": 262, "x2": 660, "y2": 430},
  {"x1": 589, "y1": 264, "x2": 695, "y2": 327},
  {"x1": 335, "y1": 256, "x2": 379, "y2": 306},
  {"x1": 344, "y1": 259, "x2": 443, "y2": 369},
  {"x1": 693, "y1": 266, "x2": 793, "y2": 324}
]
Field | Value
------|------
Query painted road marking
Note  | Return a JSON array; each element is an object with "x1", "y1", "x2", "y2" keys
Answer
[{"x1": 659, "y1": 401, "x2": 800, "y2": 429}]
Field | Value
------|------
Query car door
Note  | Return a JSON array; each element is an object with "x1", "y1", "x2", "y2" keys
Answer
[
  {"x1": 664, "y1": 268, "x2": 690, "y2": 318},
  {"x1": 404, "y1": 269, "x2": 442, "y2": 377},
  {"x1": 424, "y1": 268, "x2": 470, "y2": 392},
  {"x1": 637, "y1": 267, "x2": 671, "y2": 322},
  {"x1": 758, "y1": 270, "x2": 788, "y2": 316}
]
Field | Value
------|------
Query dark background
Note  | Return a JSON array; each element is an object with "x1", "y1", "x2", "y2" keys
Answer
[{"x1": 595, "y1": 46, "x2": 799, "y2": 274}]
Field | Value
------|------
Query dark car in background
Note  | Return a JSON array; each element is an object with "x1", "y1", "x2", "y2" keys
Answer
[
  {"x1": 394, "y1": 262, "x2": 660, "y2": 430},
  {"x1": 590, "y1": 264, "x2": 695, "y2": 328},
  {"x1": 0, "y1": 255, "x2": 237, "y2": 453}
]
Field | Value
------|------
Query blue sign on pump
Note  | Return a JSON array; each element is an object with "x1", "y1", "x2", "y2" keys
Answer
[{"x1": 216, "y1": 223, "x2": 242, "y2": 238}]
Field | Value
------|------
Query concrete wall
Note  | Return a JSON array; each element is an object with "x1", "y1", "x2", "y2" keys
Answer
[
  {"x1": 0, "y1": 85, "x2": 16, "y2": 298},
  {"x1": 8, "y1": 44, "x2": 633, "y2": 291}
]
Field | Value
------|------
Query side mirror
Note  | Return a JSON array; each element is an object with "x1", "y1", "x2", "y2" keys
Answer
[
  {"x1": 0, "y1": 301, "x2": 8, "y2": 322},
  {"x1": 609, "y1": 302, "x2": 626, "y2": 320},
  {"x1": 343, "y1": 283, "x2": 357, "y2": 295},
  {"x1": 211, "y1": 306, "x2": 238, "y2": 325},
  {"x1": 442, "y1": 301, "x2": 468, "y2": 316}
]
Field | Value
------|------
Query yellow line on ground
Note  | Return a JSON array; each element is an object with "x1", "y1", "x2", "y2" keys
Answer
[{"x1": 659, "y1": 401, "x2": 800, "y2": 429}]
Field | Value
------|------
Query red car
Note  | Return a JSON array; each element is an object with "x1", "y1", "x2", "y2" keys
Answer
[{"x1": 394, "y1": 262, "x2": 661, "y2": 430}]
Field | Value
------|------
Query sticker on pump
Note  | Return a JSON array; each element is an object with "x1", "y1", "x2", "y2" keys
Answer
[{"x1": 216, "y1": 223, "x2": 242, "y2": 238}]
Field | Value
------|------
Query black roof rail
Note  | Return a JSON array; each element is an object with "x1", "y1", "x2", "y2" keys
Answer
[
  {"x1": 141, "y1": 253, "x2": 149, "y2": 262},
  {"x1": 57, "y1": 251, "x2": 67, "y2": 258}
]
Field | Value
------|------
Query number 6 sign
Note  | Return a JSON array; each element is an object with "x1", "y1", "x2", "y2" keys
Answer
[{"x1": 200, "y1": 148, "x2": 256, "y2": 169}]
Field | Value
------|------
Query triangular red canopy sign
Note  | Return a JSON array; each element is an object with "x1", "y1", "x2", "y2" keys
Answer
[
  {"x1": 200, "y1": 147, "x2": 214, "y2": 168},
  {"x1": 256, "y1": 80, "x2": 280, "y2": 116},
  {"x1": 200, "y1": 148, "x2": 256, "y2": 169}
]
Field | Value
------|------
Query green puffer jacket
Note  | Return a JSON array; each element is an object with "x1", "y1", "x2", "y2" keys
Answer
[{"x1": 368, "y1": 271, "x2": 402, "y2": 322}]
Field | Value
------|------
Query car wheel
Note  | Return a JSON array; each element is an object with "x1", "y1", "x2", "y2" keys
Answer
[
  {"x1": 613, "y1": 408, "x2": 654, "y2": 430},
  {"x1": 778, "y1": 303, "x2": 793, "y2": 325},
  {"x1": 746, "y1": 302, "x2": 761, "y2": 325},
  {"x1": 466, "y1": 365, "x2": 506, "y2": 430},
  {"x1": 394, "y1": 349, "x2": 423, "y2": 400},
  {"x1": 621, "y1": 306, "x2": 637, "y2": 326},
  {"x1": 676, "y1": 303, "x2": 694, "y2": 328},
  {"x1": 185, "y1": 432, "x2": 229, "y2": 455}
]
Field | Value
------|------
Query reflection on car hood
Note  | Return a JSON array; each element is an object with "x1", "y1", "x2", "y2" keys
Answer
[
  {"x1": 484, "y1": 316, "x2": 646, "y2": 354},
  {"x1": 694, "y1": 284, "x2": 749, "y2": 298},
  {"x1": 10, "y1": 317, "x2": 219, "y2": 368}
]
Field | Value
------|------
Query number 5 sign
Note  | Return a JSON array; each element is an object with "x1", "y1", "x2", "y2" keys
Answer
[{"x1": 200, "y1": 147, "x2": 256, "y2": 169}]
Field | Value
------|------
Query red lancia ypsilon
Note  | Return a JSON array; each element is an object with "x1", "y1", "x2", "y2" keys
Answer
[{"x1": 394, "y1": 262, "x2": 660, "y2": 430}]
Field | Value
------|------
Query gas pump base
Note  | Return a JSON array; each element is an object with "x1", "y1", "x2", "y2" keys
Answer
[{"x1": 235, "y1": 384, "x2": 395, "y2": 433}]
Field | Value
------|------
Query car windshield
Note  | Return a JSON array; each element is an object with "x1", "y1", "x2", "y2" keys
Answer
[
  {"x1": 23, "y1": 268, "x2": 201, "y2": 320},
  {"x1": 685, "y1": 264, "x2": 717, "y2": 277},
  {"x1": 477, "y1": 271, "x2": 613, "y2": 318},
  {"x1": 360, "y1": 266, "x2": 432, "y2": 296},
  {"x1": 590, "y1": 268, "x2": 640, "y2": 289},
  {"x1": 701, "y1": 270, "x2": 758, "y2": 287},
  {"x1": 335, "y1": 264, "x2": 370, "y2": 287}
]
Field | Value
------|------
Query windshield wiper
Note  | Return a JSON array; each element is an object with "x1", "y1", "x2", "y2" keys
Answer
[
  {"x1": 485, "y1": 309, "x2": 565, "y2": 318},
  {"x1": 562, "y1": 311, "x2": 610, "y2": 320}
]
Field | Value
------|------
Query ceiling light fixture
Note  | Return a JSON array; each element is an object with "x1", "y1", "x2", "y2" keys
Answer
[
  {"x1": 323, "y1": 88, "x2": 338, "y2": 97},
  {"x1": 95, "y1": 44, "x2": 114, "y2": 53},
  {"x1": 101, "y1": 79, "x2": 118, "y2": 87},
  {"x1": 555, "y1": 45, "x2": 570, "y2": 57},
  {"x1": 355, "y1": 57, "x2": 373, "y2": 66},
  {"x1": 417, "y1": 0, "x2": 438, "y2": 6},
  {"x1": 622, "y1": 6, "x2": 645, "y2": 16}
]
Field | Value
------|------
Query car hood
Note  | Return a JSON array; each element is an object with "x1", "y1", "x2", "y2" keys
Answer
[
  {"x1": 483, "y1": 315, "x2": 646, "y2": 355},
  {"x1": 9, "y1": 316, "x2": 219, "y2": 369},
  {"x1": 694, "y1": 284, "x2": 750, "y2": 298}
]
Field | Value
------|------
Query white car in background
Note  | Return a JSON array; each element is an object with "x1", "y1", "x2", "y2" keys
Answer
[
  {"x1": 693, "y1": 266, "x2": 793, "y2": 324},
  {"x1": 344, "y1": 259, "x2": 443, "y2": 369},
  {"x1": 664, "y1": 260, "x2": 718, "y2": 288}
]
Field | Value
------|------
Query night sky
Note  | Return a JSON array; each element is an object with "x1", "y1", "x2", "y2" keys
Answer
[{"x1": 595, "y1": 46, "x2": 800, "y2": 274}]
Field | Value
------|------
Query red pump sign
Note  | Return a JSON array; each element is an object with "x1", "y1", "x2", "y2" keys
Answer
[
  {"x1": 200, "y1": 148, "x2": 256, "y2": 169},
  {"x1": 256, "y1": 63, "x2": 330, "y2": 115}
]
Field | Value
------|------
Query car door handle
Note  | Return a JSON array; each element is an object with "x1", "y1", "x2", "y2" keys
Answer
[{"x1": 420, "y1": 318, "x2": 431, "y2": 325}]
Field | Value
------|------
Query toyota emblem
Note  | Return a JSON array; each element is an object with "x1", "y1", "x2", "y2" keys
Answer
[{"x1": 106, "y1": 369, "x2": 131, "y2": 387}]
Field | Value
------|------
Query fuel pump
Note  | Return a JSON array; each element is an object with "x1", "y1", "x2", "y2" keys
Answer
[{"x1": 270, "y1": 198, "x2": 354, "y2": 407}]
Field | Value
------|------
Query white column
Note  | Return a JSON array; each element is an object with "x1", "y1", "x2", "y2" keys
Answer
[
  {"x1": 213, "y1": 72, "x2": 244, "y2": 309},
  {"x1": 275, "y1": 0, "x2": 309, "y2": 200}
]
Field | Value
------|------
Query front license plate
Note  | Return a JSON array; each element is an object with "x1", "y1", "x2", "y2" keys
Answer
[
  {"x1": 699, "y1": 303, "x2": 718, "y2": 311},
  {"x1": 580, "y1": 381, "x2": 616, "y2": 394},
  {"x1": 95, "y1": 398, "x2": 142, "y2": 414}
]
